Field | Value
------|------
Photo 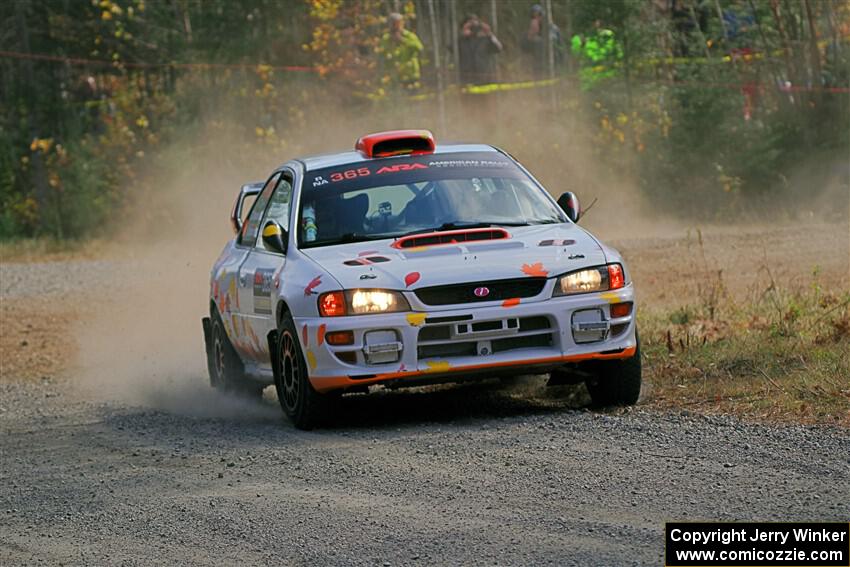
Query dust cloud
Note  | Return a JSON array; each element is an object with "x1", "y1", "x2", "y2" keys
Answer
[{"x1": 69, "y1": 87, "x2": 846, "y2": 417}]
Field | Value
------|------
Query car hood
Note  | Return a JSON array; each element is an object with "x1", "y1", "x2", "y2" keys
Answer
[{"x1": 300, "y1": 224, "x2": 608, "y2": 291}]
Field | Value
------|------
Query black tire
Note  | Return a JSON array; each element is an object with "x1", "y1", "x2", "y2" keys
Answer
[
  {"x1": 274, "y1": 313, "x2": 330, "y2": 430},
  {"x1": 584, "y1": 331, "x2": 642, "y2": 406},
  {"x1": 209, "y1": 311, "x2": 264, "y2": 399}
]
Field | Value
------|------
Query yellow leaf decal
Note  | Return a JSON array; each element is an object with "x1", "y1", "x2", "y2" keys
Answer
[
  {"x1": 425, "y1": 360, "x2": 451, "y2": 373},
  {"x1": 306, "y1": 350, "x2": 317, "y2": 370},
  {"x1": 599, "y1": 292, "x2": 621, "y2": 304},
  {"x1": 406, "y1": 313, "x2": 426, "y2": 327}
]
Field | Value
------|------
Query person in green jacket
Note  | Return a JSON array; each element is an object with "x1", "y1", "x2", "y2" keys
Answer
[
  {"x1": 380, "y1": 13, "x2": 424, "y2": 91},
  {"x1": 571, "y1": 22, "x2": 623, "y2": 90}
]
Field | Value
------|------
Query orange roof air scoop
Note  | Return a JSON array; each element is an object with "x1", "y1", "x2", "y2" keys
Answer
[{"x1": 355, "y1": 129, "x2": 435, "y2": 158}]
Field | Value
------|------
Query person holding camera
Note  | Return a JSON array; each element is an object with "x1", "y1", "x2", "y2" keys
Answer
[{"x1": 458, "y1": 14, "x2": 502, "y2": 86}]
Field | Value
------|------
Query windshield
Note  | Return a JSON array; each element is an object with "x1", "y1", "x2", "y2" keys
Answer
[{"x1": 298, "y1": 152, "x2": 565, "y2": 248}]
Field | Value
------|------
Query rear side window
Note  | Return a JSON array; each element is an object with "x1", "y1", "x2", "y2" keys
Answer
[{"x1": 239, "y1": 172, "x2": 279, "y2": 247}]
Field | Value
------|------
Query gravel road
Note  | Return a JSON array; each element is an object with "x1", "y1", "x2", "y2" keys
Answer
[
  {"x1": 1, "y1": 223, "x2": 848, "y2": 566},
  {"x1": 1, "y1": 379, "x2": 849, "y2": 566}
]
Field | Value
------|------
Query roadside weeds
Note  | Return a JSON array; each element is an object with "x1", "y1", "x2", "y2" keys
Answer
[{"x1": 640, "y1": 235, "x2": 850, "y2": 426}]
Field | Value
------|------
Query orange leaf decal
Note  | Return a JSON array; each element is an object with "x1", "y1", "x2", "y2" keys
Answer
[
  {"x1": 521, "y1": 262, "x2": 548, "y2": 277},
  {"x1": 302, "y1": 324, "x2": 309, "y2": 347},
  {"x1": 317, "y1": 324, "x2": 326, "y2": 346},
  {"x1": 502, "y1": 297, "x2": 521, "y2": 308}
]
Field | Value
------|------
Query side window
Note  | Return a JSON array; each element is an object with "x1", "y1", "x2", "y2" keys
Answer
[
  {"x1": 255, "y1": 175, "x2": 293, "y2": 252},
  {"x1": 263, "y1": 176, "x2": 293, "y2": 230},
  {"x1": 239, "y1": 173, "x2": 279, "y2": 247}
]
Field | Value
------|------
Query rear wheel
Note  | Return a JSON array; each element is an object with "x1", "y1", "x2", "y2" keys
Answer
[
  {"x1": 584, "y1": 331, "x2": 642, "y2": 406},
  {"x1": 209, "y1": 312, "x2": 264, "y2": 399},
  {"x1": 274, "y1": 313, "x2": 330, "y2": 430}
]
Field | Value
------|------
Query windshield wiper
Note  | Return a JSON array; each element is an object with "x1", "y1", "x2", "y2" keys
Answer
[{"x1": 302, "y1": 232, "x2": 382, "y2": 248}]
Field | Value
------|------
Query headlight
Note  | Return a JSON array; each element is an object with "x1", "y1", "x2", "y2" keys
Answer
[
  {"x1": 318, "y1": 289, "x2": 410, "y2": 316},
  {"x1": 553, "y1": 264, "x2": 625, "y2": 296},
  {"x1": 348, "y1": 290, "x2": 408, "y2": 314}
]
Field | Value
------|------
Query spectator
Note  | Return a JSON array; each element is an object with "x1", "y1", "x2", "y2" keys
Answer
[
  {"x1": 379, "y1": 12, "x2": 424, "y2": 91},
  {"x1": 458, "y1": 14, "x2": 502, "y2": 85},
  {"x1": 522, "y1": 4, "x2": 563, "y2": 78},
  {"x1": 570, "y1": 21, "x2": 623, "y2": 90}
]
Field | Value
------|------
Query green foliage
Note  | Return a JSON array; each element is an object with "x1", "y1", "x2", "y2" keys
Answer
[{"x1": 0, "y1": 0, "x2": 848, "y2": 239}]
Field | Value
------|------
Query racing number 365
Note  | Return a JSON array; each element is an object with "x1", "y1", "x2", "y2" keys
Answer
[{"x1": 330, "y1": 167, "x2": 370, "y2": 182}]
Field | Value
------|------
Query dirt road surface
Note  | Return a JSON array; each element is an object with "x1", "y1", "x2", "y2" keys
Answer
[{"x1": 1, "y1": 222, "x2": 848, "y2": 565}]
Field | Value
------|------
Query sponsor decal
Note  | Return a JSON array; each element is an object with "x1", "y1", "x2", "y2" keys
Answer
[
  {"x1": 252, "y1": 268, "x2": 275, "y2": 315},
  {"x1": 376, "y1": 163, "x2": 428, "y2": 174},
  {"x1": 228, "y1": 275, "x2": 239, "y2": 310},
  {"x1": 312, "y1": 175, "x2": 328, "y2": 187},
  {"x1": 427, "y1": 159, "x2": 510, "y2": 169}
]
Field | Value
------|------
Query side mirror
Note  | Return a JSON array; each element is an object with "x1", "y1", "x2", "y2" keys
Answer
[
  {"x1": 262, "y1": 220, "x2": 287, "y2": 254},
  {"x1": 557, "y1": 191, "x2": 581, "y2": 223},
  {"x1": 230, "y1": 182, "x2": 264, "y2": 234}
]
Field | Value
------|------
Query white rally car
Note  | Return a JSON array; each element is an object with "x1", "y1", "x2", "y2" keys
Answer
[{"x1": 202, "y1": 130, "x2": 640, "y2": 428}]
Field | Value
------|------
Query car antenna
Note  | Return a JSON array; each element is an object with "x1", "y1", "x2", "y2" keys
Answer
[{"x1": 581, "y1": 197, "x2": 598, "y2": 217}]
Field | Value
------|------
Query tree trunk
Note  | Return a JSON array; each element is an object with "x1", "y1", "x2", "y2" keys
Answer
[
  {"x1": 427, "y1": 0, "x2": 446, "y2": 134},
  {"x1": 802, "y1": 0, "x2": 823, "y2": 92}
]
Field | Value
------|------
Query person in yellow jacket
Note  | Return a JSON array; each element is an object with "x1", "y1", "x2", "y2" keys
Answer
[{"x1": 380, "y1": 13, "x2": 424, "y2": 91}]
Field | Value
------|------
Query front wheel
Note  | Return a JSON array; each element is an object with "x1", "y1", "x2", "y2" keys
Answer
[
  {"x1": 274, "y1": 313, "x2": 330, "y2": 430},
  {"x1": 584, "y1": 331, "x2": 642, "y2": 406}
]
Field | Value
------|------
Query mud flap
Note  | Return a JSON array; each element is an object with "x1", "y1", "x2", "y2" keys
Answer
[
  {"x1": 202, "y1": 317, "x2": 215, "y2": 385},
  {"x1": 267, "y1": 330, "x2": 279, "y2": 385}
]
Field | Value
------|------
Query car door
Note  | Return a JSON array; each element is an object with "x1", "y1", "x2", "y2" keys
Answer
[
  {"x1": 226, "y1": 172, "x2": 280, "y2": 362},
  {"x1": 236, "y1": 171, "x2": 294, "y2": 368}
]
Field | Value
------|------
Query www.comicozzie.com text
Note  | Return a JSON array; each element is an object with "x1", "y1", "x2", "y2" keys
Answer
[{"x1": 670, "y1": 526, "x2": 848, "y2": 546}]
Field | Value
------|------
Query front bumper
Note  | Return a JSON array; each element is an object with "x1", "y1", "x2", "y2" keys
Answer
[{"x1": 295, "y1": 284, "x2": 637, "y2": 392}]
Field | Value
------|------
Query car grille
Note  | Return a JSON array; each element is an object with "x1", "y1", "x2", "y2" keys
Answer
[
  {"x1": 414, "y1": 277, "x2": 547, "y2": 306},
  {"x1": 417, "y1": 315, "x2": 555, "y2": 360}
]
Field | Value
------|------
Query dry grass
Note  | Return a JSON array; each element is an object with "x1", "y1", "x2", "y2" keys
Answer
[
  {"x1": 0, "y1": 238, "x2": 115, "y2": 264},
  {"x1": 640, "y1": 266, "x2": 850, "y2": 426}
]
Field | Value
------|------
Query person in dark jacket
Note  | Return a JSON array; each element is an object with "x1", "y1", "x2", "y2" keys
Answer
[{"x1": 458, "y1": 14, "x2": 502, "y2": 85}]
